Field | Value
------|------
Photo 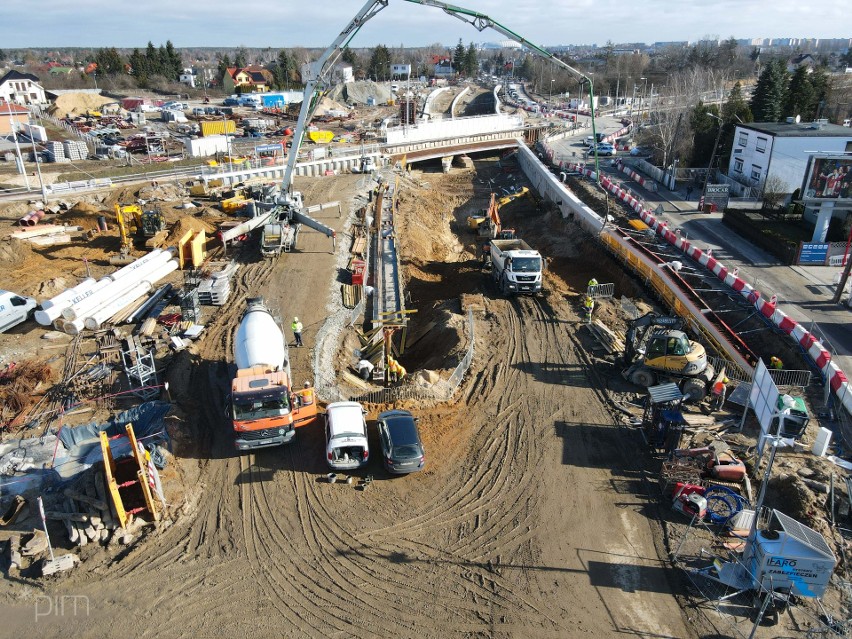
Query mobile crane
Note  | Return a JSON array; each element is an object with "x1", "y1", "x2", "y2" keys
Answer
[{"x1": 218, "y1": 0, "x2": 601, "y2": 251}]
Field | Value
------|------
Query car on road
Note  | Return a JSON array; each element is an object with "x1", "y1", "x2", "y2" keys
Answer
[
  {"x1": 630, "y1": 145, "x2": 653, "y2": 157},
  {"x1": 377, "y1": 410, "x2": 425, "y2": 474},
  {"x1": 324, "y1": 401, "x2": 369, "y2": 471},
  {"x1": 588, "y1": 142, "x2": 616, "y2": 156}
]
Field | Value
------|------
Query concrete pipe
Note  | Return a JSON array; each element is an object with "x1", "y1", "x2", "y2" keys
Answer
[
  {"x1": 83, "y1": 260, "x2": 178, "y2": 331},
  {"x1": 109, "y1": 248, "x2": 169, "y2": 282},
  {"x1": 35, "y1": 277, "x2": 97, "y2": 325},
  {"x1": 62, "y1": 252, "x2": 175, "y2": 320}
]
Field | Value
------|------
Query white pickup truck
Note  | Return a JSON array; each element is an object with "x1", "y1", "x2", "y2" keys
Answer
[{"x1": 0, "y1": 290, "x2": 37, "y2": 333}]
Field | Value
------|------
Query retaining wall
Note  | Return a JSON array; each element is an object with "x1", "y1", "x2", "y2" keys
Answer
[{"x1": 527, "y1": 141, "x2": 852, "y2": 418}]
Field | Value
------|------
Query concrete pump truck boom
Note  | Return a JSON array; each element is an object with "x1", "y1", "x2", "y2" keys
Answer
[
  {"x1": 218, "y1": 0, "x2": 602, "y2": 252},
  {"x1": 229, "y1": 298, "x2": 317, "y2": 450}
]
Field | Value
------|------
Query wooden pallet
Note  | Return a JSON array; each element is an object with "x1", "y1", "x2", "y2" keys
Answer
[
  {"x1": 351, "y1": 235, "x2": 367, "y2": 257},
  {"x1": 341, "y1": 284, "x2": 362, "y2": 309}
]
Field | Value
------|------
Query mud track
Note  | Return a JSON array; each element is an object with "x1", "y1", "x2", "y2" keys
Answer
[{"x1": 2, "y1": 172, "x2": 694, "y2": 638}]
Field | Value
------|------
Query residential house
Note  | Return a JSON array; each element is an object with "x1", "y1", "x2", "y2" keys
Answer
[
  {"x1": 431, "y1": 55, "x2": 453, "y2": 78},
  {"x1": 787, "y1": 54, "x2": 816, "y2": 73},
  {"x1": 0, "y1": 70, "x2": 47, "y2": 106},
  {"x1": 724, "y1": 119, "x2": 852, "y2": 240},
  {"x1": 222, "y1": 65, "x2": 273, "y2": 93},
  {"x1": 0, "y1": 101, "x2": 30, "y2": 136},
  {"x1": 333, "y1": 65, "x2": 354, "y2": 84},
  {"x1": 179, "y1": 68, "x2": 197, "y2": 88}
]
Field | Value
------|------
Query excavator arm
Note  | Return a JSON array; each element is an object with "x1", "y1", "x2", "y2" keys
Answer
[
  {"x1": 222, "y1": 0, "x2": 602, "y2": 247},
  {"x1": 403, "y1": 0, "x2": 601, "y2": 182}
]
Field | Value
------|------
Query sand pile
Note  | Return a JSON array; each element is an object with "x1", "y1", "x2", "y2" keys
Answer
[
  {"x1": 57, "y1": 202, "x2": 106, "y2": 230},
  {"x1": 48, "y1": 92, "x2": 119, "y2": 117},
  {"x1": 328, "y1": 80, "x2": 392, "y2": 106},
  {"x1": 314, "y1": 96, "x2": 351, "y2": 116},
  {"x1": 165, "y1": 216, "x2": 216, "y2": 245},
  {"x1": 0, "y1": 238, "x2": 34, "y2": 264}
]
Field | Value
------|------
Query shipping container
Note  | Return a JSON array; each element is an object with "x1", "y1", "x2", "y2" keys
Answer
[
  {"x1": 200, "y1": 120, "x2": 237, "y2": 137},
  {"x1": 308, "y1": 130, "x2": 334, "y2": 144},
  {"x1": 19, "y1": 123, "x2": 48, "y2": 143},
  {"x1": 185, "y1": 135, "x2": 230, "y2": 158}
]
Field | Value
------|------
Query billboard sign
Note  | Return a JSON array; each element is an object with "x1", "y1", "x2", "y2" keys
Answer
[
  {"x1": 704, "y1": 183, "x2": 730, "y2": 209},
  {"x1": 802, "y1": 155, "x2": 852, "y2": 202},
  {"x1": 798, "y1": 242, "x2": 829, "y2": 264}
]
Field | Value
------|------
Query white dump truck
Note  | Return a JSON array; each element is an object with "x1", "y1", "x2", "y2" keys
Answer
[{"x1": 489, "y1": 238, "x2": 543, "y2": 296}]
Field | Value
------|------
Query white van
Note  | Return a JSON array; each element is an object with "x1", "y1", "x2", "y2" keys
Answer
[
  {"x1": 0, "y1": 290, "x2": 37, "y2": 333},
  {"x1": 239, "y1": 95, "x2": 262, "y2": 107}
]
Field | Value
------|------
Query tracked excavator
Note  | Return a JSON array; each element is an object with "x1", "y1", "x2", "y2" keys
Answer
[
  {"x1": 110, "y1": 203, "x2": 167, "y2": 265},
  {"x1": 622, "y1": 313, "x2": 716, "y2": 402}
]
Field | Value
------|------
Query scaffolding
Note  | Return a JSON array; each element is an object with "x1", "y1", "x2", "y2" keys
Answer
[{"x1": 120, "y1": 337, "x2": 159, "y2": 400}]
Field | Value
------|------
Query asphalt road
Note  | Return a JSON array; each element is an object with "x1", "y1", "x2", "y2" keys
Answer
[{"x1": 549, "y1": 129, "x2": 852, "y2": 374}]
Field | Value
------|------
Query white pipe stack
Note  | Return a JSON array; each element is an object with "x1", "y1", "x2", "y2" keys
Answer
[
  {"x1": 35, "y1": 277, "x2": 95, "y2": 325},
  {"x1": 62, "y1": 250, "x2": 176, "y2": 322},
  {"x1": 84, "y1": 260, "x2": 178, "y2": 331},
  {"x1": 110, "y1": 248, "x2": 167, "y2": 282}
]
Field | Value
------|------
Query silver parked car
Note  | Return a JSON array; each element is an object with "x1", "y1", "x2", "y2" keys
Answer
[
  {"x1": 377, "y1": 410, "x2": 425, "y2": 474},
  {"x1": 324, "y1": 401, "x2": 369, "y2": 470}
]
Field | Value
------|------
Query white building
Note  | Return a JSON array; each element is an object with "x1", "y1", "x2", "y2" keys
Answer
[
  {"x1": 179, "y1": 68, "x2": 197, "y2": 88},
  {"x1": 725, "y1": 119, "x2": 852, "y2": 241},
  {"x1": 0, "y1": 70, "x2": 46, "y2": 106}
]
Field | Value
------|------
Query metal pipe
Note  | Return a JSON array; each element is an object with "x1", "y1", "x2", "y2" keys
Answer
[{"x1": 125, "y1": 283, "x2": 173, "y2": 324}]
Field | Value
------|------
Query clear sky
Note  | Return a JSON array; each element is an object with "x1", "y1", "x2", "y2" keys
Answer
[{"x1": 1, "y1": 0, "x2": 849, "y2": 49}]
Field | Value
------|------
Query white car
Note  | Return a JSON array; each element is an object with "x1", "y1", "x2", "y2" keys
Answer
[
  {"x1": 0, "y1": 290, "x2": 37, "y2": 333},
  {"x1": 324, "y1": 401, "x2": 369, "y2": 470}
]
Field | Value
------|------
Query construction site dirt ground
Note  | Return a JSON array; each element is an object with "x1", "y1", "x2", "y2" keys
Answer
[{"x1": 0, "y1": 157, "x2": 845, "y2": 637}]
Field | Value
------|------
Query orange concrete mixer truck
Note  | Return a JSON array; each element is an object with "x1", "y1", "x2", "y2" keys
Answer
[{"x1": 229, "y1": 297, "x2": 317, "y2": 450}]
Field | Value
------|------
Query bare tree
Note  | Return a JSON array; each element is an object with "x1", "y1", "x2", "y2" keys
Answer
[{"x1": 761, "y1": 174, "x2": 789, "y2": 212}]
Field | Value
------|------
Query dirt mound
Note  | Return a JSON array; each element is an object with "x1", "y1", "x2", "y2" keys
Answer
[
  {"x1": 37, "y1": 277, "x2": 69, "y2": 297},
  {"x1": 314, "y1": 96, "x2": 350, "y2": 116},
  {"x1": 165, "y1": 216, "x2": 216, "y2": 245},
  {"x1": 0, "y1": 238, "x2": 34, "y2": 264},
  {"x1": 57, "y1": 203, "x2": 108, "y2": 230},
  {"x1": 328, "y1": 80, "x2": 392, "y2": 106},
  {"x1": 48, "y1": 92, "x2": 118, "y2": 117}
]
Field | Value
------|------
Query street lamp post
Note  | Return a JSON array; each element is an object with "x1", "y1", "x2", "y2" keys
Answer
[
  {"x1": 700, "y1": 112, "x2": 724, "y2": 212},
  {"x1": 639, "y1": 77, "x2": 648, "y2": 121},
  {"x1": 549, "y1": 78, "x2": 554, "y2": 102}
]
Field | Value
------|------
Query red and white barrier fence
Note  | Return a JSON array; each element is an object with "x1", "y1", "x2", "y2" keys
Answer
[{"x1": 558, "y1": 160, "x2": 852, "y2": 418}]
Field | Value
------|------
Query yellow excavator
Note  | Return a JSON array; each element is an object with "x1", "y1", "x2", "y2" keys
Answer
[
  {"x1": 110, "y1": 203, "x2": 167, "y2": 265},
  {"x1": 622, "y1": 313, "x2": 717, "y2": 402},
  {"x1": 467, "y1": 187, "x2": 529, "y2": 237}
]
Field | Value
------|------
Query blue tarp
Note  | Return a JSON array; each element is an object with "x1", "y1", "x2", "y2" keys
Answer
[{"x1": 60, "y1": 401, "x2": 172, "y2": 470}]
